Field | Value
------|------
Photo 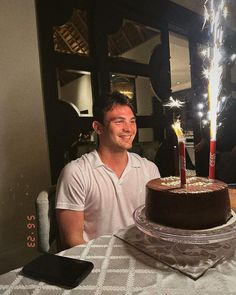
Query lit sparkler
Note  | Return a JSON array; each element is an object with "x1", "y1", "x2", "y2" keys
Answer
[
  {"x1": 204, "y1": 0, "x2": 227, "y2": 180},
  {"x1": 172, "y1": 119, "x2": 184, "y2": 139}
]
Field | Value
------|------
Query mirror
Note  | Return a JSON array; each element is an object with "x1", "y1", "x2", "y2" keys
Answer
[
  {"x1": 108, "y1": 19, "x2": 161, "y2": 64},
  {"x1": 53, "y1": 9, "x2": 89, "y2": 56},
  {"x1": 110, "y1": 74, "x2": 135, "y2": 100},
  {"x1": 110, "y1": 73, "x2": 157, "y2": 116},
  {"x1": 57, "y1": 69, "x2": 93, "y2": 116},
  {"x1": 168, "y1": 32, "x2": 195, "y2": 169},
  {"x1": 169, "y1": 32, "x2": 191, "y2": 93},
  {"x1": 231, "y1": 62, "x2": 236, "y2": 84}
]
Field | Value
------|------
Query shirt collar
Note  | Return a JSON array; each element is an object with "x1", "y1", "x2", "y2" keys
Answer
[
  {"x1": 90, "y1": 150, "x2": 104, "y2": 168},
  {"x1": 90, "y1": 150, "x2": 141, "y2": 169},
  {"x1": 128, "y1": 152, "x2": 142, "y2": 168}
]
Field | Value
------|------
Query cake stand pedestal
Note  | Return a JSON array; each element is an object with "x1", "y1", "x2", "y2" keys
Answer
[{"x1": 133, "y1": 205, "x2": 236, "y2": 244}]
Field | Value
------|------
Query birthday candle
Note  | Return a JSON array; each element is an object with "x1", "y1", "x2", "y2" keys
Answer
[{"x1": 172, "y1": 119, "x2": 186, "y2": 186}]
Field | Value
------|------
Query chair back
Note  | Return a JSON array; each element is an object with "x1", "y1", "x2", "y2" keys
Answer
[{"x1": 35, "y1": 186, "x2": 59, "y2": 253}]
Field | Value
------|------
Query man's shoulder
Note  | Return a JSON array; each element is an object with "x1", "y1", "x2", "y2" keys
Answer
[
  {"x1": 128, "y1": 152, "x2": 160, "y2": 178},
  {"x1": 128, "y1": 152, "x2": 155, "y2": 167},
  {"x1": 63, "y1": 150, "x2": 98, "y2": 173}
]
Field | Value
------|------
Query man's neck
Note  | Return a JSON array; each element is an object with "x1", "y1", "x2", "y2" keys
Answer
[{"x1": 97, "y1": 147, "x2": 128, "y2": 178}]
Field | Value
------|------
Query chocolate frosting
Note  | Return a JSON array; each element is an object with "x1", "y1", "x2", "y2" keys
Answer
[{"x1": 145, "y1": 176, "x2": 232, "y2": 230}]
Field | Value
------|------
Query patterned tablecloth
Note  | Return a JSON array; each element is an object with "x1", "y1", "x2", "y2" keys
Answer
[{"x1": 1, "y1": 227, "x2": 236, "y2": 295}]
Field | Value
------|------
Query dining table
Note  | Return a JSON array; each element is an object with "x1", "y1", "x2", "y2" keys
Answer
[
  {"x1": 1, "y1": 189, "x2": 236, "y2": 294},
  {"x1": 1, "y1": 220, "x2": 236, "y2": 295}
]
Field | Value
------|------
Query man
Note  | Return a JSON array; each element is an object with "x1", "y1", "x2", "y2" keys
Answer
[{"x1": 56, "y1": 92, "x2": 160, "y2": 249}]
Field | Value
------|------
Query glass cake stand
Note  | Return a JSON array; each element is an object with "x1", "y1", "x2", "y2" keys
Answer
[{"x1": 133, "y1": 205, "x2": 236, "y2": 244}]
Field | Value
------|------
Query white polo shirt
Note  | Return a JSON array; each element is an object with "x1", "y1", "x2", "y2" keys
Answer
[{"x1": 56, "y1": 150, "x2": 160, "y2": 241}]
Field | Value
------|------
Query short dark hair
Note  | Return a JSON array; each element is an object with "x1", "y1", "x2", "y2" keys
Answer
[{"x1": 93, "y1": 91, "x2": 135, "y2": 123}]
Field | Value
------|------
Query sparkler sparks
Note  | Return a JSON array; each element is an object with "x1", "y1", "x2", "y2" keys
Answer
[
  {"x1": 204, "y1": 0, "x2": 226, "y2": 138},
  {"x1": 163, "y1": 96, "x2": 185, "y2": 109},
  {"x1": 203, "y1": 0, "x2": 227, "y2": 179}
]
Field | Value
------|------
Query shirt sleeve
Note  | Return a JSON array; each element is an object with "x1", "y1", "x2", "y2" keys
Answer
[
  {"x1": 55, "y1": 161, "x2": 86, "y2": 211},
  {"x1": 148, "y1": 160, "x2": 161, "y2": 179},
  {"x1": 140, "y1": 156, "x2": 161, "y2": 181}
]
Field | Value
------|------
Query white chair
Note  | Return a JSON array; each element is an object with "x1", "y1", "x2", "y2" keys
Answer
[{"x1": 35, "y1": 186, "x2": 60, "y2": 253}]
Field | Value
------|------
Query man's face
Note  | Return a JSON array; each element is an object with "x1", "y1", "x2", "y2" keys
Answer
[{"x1": 98, "y1": 104, "x2": 137, "y2": 151}]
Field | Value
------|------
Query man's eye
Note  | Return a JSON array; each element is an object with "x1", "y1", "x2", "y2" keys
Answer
[
  {"x1": 112, "y1": 118, "x2": 136, "y2": 124},
  {"x1": 114, "y1": 119, "x2": 124, "y2": 124}
]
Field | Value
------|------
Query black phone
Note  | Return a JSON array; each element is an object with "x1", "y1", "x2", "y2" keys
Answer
[{"x1": 22, "y1": 253, "x2": 94, "y2": 288}]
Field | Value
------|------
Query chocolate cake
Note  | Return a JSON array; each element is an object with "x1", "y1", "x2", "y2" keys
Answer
[{"x1": 145, "y1": 176, "x2": 232, "y2": 230}]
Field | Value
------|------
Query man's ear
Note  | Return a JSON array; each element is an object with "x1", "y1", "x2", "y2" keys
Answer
[{"x1": 92, "y1": 121, "x2": 103, "y2": 135}]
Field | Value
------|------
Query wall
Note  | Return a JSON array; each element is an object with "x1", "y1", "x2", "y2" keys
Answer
[{"x1": 0, "y1": 0, "x2": 51, "y2": 273}]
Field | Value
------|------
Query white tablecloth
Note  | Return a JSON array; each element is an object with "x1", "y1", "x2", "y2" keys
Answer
[{"x1": 1, "y1": 229, "x2": 236, "y2": 294}]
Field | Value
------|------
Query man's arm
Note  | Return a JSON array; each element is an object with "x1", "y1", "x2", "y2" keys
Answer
[{"x1": 56, "y1": 209, "x2": 86, "y2": 250}]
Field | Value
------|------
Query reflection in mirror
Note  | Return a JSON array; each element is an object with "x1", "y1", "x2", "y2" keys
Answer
[
  {"x1": 169, "y1": 33, "x2": 195, "y2": 170},
  {"x1": 138, "y1": 128, "x2": 154, "y2": 142},
  {"x1": 53, "y1": 9, "x2": 89, "y2": 56},
  {"x1": 169, "y1": 32, "x2": 191, "y2": 93},
  {"x1": 57, "y1": 69, "x2": 93, "y2": 116},
  {"x1": 111, "y1": 74, "x2": 135, "y2": 99},
  {"x1": 108, "y1": 19, "x2": 161, "y2": 64},
  {"x1": 136, "y1": 76, "x2": 156, "y2": 116},
  {"x1": 110, "y1": 73, "x2": 156, "y2": 116},
  {"x1": 130, "y1": 128, "x2": 159, "y2": 162},
  {"x1": 231, "y1": 61, "x2": 236, "y2": 83},
  {"x1": 169, "y1": 32, "x2": 193, "y2": 136}
]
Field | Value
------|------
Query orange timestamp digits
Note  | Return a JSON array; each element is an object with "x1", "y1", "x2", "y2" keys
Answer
[{"x1": 26, "y1": 215, "x2": 36, "y2": 248}]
